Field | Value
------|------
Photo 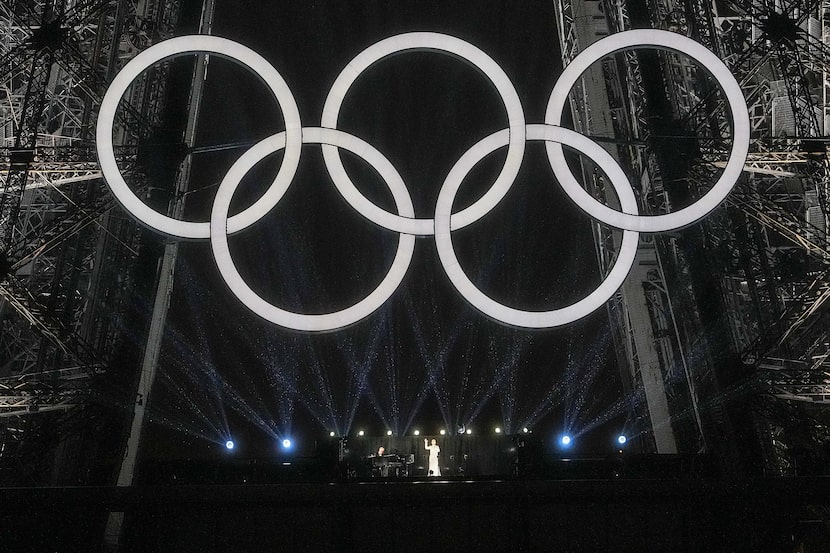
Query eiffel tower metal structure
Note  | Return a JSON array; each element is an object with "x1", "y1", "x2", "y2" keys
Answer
[
  {"x1": 553, "y1": 0, "x2": 829, "y2": 473},
  {"x1": 0, "y1": 0, "x2": 182, "y2": 484}
]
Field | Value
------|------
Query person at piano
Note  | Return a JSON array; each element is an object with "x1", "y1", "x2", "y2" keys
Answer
[
  {"x1": 424, "y1": 438, "x2": 441, "y2": 477},
  {"x1": 376, "y1": 446, "x2": 385, "y2": 457}
]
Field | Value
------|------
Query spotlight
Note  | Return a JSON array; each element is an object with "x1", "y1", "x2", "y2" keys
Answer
[
  {"x1": 282, "y1": 438, "x2": 292, "y2": 449},
  {"x1": 387, "y1": 430, "x2": 393, "y2": 436},
  {"x1": 225, "y1": 440, "x2": 235, "y2": 450},
  {"x1": 522, "y1": 427, "x2": 529, "y2": 434},
  {"x1": 617, "y1": 435, "x2": 627, "y2": 445},
  {"x1": 329, "y1": 431, "x2": 335, "y2": 437},
  {"x1": 494, "y1": 427, "x2": 502, "y2": 434},
  {"x1": 439, "y1": 429, "x2": 446, "y2": 436},
  {"x1": 466, "y1": 429, "x2": 472, "y2": 435},
  {"x1": 414, "y1": 430, "x2": 420, "y2": 436},
  {"x1": 560, "y1": 435, "x2": 572, "y2": 446},
  {"x1": 358, "y1": 430, "x2": 365, "y2": 437}
]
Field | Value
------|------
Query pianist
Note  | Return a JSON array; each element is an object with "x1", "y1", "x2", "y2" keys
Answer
[{"x1": 376, "y1": 446, "x2": 385, "y2": 457}]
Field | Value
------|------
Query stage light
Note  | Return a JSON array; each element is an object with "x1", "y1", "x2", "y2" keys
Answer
[
  {"x1": 387, "y1": 430, "x2": 393, "y2": 436},
  {"x1": 466, "y1": 429, "x2": 472, "y2": 435},
  {"x1": 358, "y1": 430, "x2": 365, "y2": 437},
  {"x1": 494, "y1": 427, "x2": 502, "y2": 434},
  {"x1": 414, "y1": 430, "x2": 420, "y2": 436},
  {"x1": 617, "y1": 435, "x2": 627, "y2": 445},
  {"x1": 522, "y1": 427, "x2": 529, "y2": 434},
  {"x1": 225, "y1": 440, "x2": 235, "y2": 450},
  {"x1": 439, "y1": 429, "x2": 446, "y2": 436},
  {"x1": 560, "y1": 435, "x2": 572, "y2": 446},
  {"x1": 282, "y1": 438, "x2": 292, "y2": 449},
  {"x1": 329, "y1": 431, "x2": 335, "y2": 437}
]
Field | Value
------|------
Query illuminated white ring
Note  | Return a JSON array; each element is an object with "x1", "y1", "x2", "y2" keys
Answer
[
  {"x1": 96, "y1": 35, "x2": 302, "y2": 239},
  {"x1": 434, "y1": 124, "x2": 639, "y2": 328},
  {"x1": 210, "y1": 127, "x2": 416, "y2": 332},
  {"x1": 321, "y1": 32, "x2": 526, "y2": 236},
  {"x1": 545, "y1": 30, "x2": 749, "y2": 232}
]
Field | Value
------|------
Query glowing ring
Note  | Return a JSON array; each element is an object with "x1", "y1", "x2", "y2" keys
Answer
[
  {"x1": 96, "y1": 32, "x2": 748, "y2": 331},
  {"x1": 545, "y1": 30, "x2": 749, "y2": 232},
  {"x1": 321, "y1": 32, "x2": 525, "y2": 236},
  {"x1": 96, "y1": 35, "x2": 303, "y2": 239},
  {"x1": 210, "y1": 127, "x2": 416, "y2": 332},
  {"x1": 434, "y1": 124, "x2": 639, "y2": 328}
]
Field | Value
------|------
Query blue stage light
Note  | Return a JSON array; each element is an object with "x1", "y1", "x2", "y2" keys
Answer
[
  {"x1": 225, "y1": 440, "x2": 234, "y2": 450},
  {"x1": 282, "y1": 438, "x2": 292, "y2": 449},
  {"x1": 617, "y1": 435, "x2": 627, "y2": 445},
  {"x1": 560, "y1": 435, "x2": 572, "y2": 446}
]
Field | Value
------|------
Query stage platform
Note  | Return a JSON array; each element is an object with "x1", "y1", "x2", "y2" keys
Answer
[{"x1": 4, "y1": 476, "x2": 830, "y2": 552}]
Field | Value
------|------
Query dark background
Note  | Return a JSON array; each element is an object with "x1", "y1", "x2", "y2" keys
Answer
[{"x1": 137, "y1": 0, "x2": 629, "y2": 464}]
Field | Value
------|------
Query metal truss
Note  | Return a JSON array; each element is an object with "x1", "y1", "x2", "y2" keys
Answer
[
  {"x1": 554, "y1": 0, "x2": 829, "y2": 472},
  {"x1": 0, "y1": 0, "x2": 181, "y2": 484}
]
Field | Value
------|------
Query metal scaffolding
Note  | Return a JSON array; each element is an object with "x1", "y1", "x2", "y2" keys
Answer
[
  {"x1": 1, "y1": 0, "x2": 828, "y2": 486},
  {"x1": 0, "y1": 0, "x2": 181, "y2": 484},
  {"x1": 553, "y1": 0, "x2": 830, "y2": 473}
]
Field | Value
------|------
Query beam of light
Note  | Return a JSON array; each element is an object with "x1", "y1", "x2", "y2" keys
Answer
[
  {"x1": 560, "y1": 435, "x2": 572, "y2": 447},
  {"x1": 165, "y1": 320, "x2": 283, "y2": 440},
  {"x1": 178, "y1": 264, "x2": 232, "y2": 436},
  {"x1": 300, "y1": 337, "x2": 342, "y2": 434},
  {"x1": 96, "y1": 293, "x2": 229, "y2": 445},
  {"x1": 574, "y1": 332, "x2": 726, "y2": 442},
  {"x1": 339, "y1": 313, "x2": 389, "y2": 434},
  {"x1": 403, "y1": 286, "x2": 474, "y2": 435},
  {"x1": 567, "y1": 326, "x2": 612, "y2": 432},
  {"x1": 165, "y1": 320, "x2": 284, "y2": 441},
  {"x1": 466, "y1": 334, "x2": 530, "y2": 433},
  {"x1": 520, "y1": 323, "x2": 612, "y2": 433},
  {"x1": 140, "y1": 391, "x2": 228, "y2": 445},
  {"x1": 259, "y1": 215, "x2": 343, "y2": 434},
  {"x1": 448, "y1": 228, "x2": 516, "y2": 431},
  {"x1": 226, "y1": 440, "x2": 235, "y2": 450},
  {"x1": 157, "y1": 368, "x2": 225, "y2": 439}
]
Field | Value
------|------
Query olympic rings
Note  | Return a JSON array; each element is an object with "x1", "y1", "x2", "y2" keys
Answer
[{"x1": 96, "y1": 30, "x2": 750, "y2": 331}]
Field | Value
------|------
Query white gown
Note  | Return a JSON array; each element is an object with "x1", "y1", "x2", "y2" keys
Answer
[{"x1": 425, "y1": 444, "x2": 441, "y2": 476}]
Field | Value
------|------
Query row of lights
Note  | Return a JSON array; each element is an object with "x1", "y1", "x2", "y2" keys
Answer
[
  {"x1": 557, "y1": 435, "x2": 628, "y2": 447},
  {"x1": 224, "y1": 438, "x2": 293, "y2": 451},
  {"x1": 226, "y1": 434, "x2": 629, "y2": 450},
  {"x1": 335, "y1": 427, "x2": 536, "y2": 437}
]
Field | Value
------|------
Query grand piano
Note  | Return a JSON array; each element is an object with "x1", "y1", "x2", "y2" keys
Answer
[{"x1": 367, "y1": 453, "x2": 415, "y2": 478}]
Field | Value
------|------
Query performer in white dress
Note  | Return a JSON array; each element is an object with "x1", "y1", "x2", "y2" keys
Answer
[{"x1": 424, "y1": 438, "x2": 441, "y2": 477}]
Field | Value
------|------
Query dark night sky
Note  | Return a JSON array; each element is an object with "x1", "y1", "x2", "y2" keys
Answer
[{"x1": 140, "y1": 0, "x2": 629, "y2": 460}]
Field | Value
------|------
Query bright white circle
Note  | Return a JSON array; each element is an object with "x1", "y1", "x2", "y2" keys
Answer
[
  {"x1": 434, "y1": 124, "x2": 639, "y2": 329},
  {"x1": 321, "y1": 32, "x2": 526, "y2": 236},
  {"x1": 545, "y1": 29, "x2": 749, "y2": 232},
  {"x1": 96, "y1": 35, "x2": 302, "y2": 239},
  {"x1": 210, "y1": 127, "x2": 416, "y2": 332}
]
